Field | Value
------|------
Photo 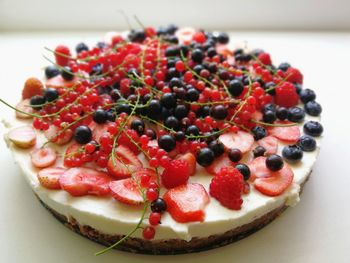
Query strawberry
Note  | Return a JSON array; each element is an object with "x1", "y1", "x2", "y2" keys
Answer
[
  {"x1": 45, "y1": 75, "x2": 76, "y2": 89},
  {"x1": 205, "y1": 155, "x2": 234, "y2": 175},
  {"x1": 132, "y1": 168, "x2": 158, "y2": 187},
  {"x1": 257, "y1": 52, "x2": 272, "y2": 65},
  {"x1": 31, "y1": 147, "x2": 57, "y2": 168},
  {"x1": 117, "y1": 129, "x2": 140, "y2": 155},
  {"x1": 285, "y1": 67, "x2": 303, "y2": 84},
  {"x1": 163, "y1": 183, "x2": 210, "y2": 223},
  {"x1": 209, "y1": 167, "x2": 244, "y2": 210},
  {"x1": 109, "y1": 178, "x2": 144, "y2": 205},
  {"x1": 249, "y1": 157, "x2": 294, "y2": 196},
  {"x1": 7, "y1": 126, "x2": 36, "y2": 148},
  {"x1": 177, "y1": 152, "x2": 196, "y2": 176},
  {"x1": 107, "y1": 145, "x2": 143, "y2": 179},
  {"x1": 275, "y1": 82, "x2": 299, "y2": 108},
  {"x1": 44, "y1": 125, "x2": 73, "y2": 145},
  {"x1": 257, "y1": 136, "x2": 278, "y2": 155},
  {"x1": 218, "y1": 131, "x2": 254, "y2": 153},
  {"x1": 59, "y1": 167, "x2": 112, "y2": 196},
  {"x1": 15, "y1": 99, "x2": 33, "y2": 119},
  {"x1": 161, "y1": 159, "x2": 190, "y2": 189},
  {"x1": 268, "y1": 122, "x2": 301, "y2": 143},
  {"x1": 175, "y1": 27, "x2": 196, "y2": 45},
  {"x1": 37, "y1": 167, "x2": 65, "y2": 189},
  {"x1": 54, "y1": 45, "x2": 71, "y2": 66},
  {"x1": 22, "y1": 77, "x2": 44, "y2": 99}
]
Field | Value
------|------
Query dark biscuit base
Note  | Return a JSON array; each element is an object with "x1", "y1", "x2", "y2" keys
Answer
[{"x1": 36, "y1": 174, "x2": 310, "y2": 255}]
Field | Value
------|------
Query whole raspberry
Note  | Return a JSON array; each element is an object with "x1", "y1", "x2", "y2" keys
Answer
[
  {"x1": 209, "y1": 167, "x2": 244, "y2": 210},
  {"x1": 54, "y1": 45, "x2": 71, "y2": 66},
  {"x1": 275, "y1": 82, "x2": 299, "y2": 108},
  {"x1": 285, "y1": 67, "x2": 303, "y2": 84},
  {"x1": 257, "y1": 52, "x2": 272, "y2": 65},
  {"x1": 161, "y1": 159, "x2": 190, "y2": 189}
]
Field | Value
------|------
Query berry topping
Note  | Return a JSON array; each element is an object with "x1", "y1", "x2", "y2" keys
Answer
[
  {"x1": 285, "y1": 67, "x2": 303, "y2": 84},
  {"x1": 304, "y1": 101, "x2": 322, "y2": 116},
  {"x1": 209, "y1": 167, "x2": 244, "y2": 210},
  {"x1": 196, "y1": 147, "x2": 215, "y2": 167},
  {"x1": 177, "y1": 153, "x2": 197, "y2": 176},
  {"x1": 297, "y1": 135, "x2": 317, "y2": 152},
  {"x1": 161, "y1": 159, "x2": 190, "y2": 189},
  {"x1": 44, "y1": 88, "x2": 59, "y2": 102},
  {"x1": 74, "y1": 125, "x2": 92, "y2": 144},
  {"x1": 282, "y1": 145, "x2": 303, "y2": 162},
  {"x1": 287, "y1": 107, "x2": 305, "y2": 123},
  {"x1": 268, "y1": 122, "x2": 301, "y2": 143},
  {"x1": 251, "y1": 126, "x2": 267, "y2": 140},
  {"x1": 22, "y1": 77, "x2": 44, "y2": 100},
  {"x1": 110, "y1": 178, "x2": 144, "y2": 205},
  {"x1": 228, "y1": 79, "x2": 244, "y2": 96},
  {"x1": 142, "y1": 226, "x2": 156, "y2": 240},
  {"x1": 218, "y1": 131, "x2": 254, "y2": 153},
  {"x1": 228, "y1": 148, "x2": 242, "y2": 162},
  {"x1": 92, "y1": 109, "x2": 108, "y2": 124},
  {"x1": 158, "y1": 134, "x2": 176, "y2": 152},
  {"x1": 205, "y1": 155, "x2": 234, "y2": 175},
  {"x1": 208, "y1": 140, "x2": 225, "y2": 157},
  {"x1": 299, "y1": 89, "x2": 316, "y2": 104},
  {"x1": 276, "y1": 107, "x2": 288, "y2": 120},
  {"x1": 8, "y1": 126, "x2": 36, "y2": 149},
  {"x1": 151, "y1": 198, "x2": 167, "y2": 213},
  {"x1": 54, "y1": 45, "x2": 71, "y2": 66},
  {"x1": 31, "y1": 147, "x2": 57, "y2": 168},
  {"x1": 44, "y1": 65, "x2": 60, "y2": 79},
  {"x1": 265, "y1": 154, "x2": 284, "y2": 171},
  {"x1": 253, "y1": 146, "x2": 266, "y2": 158},
  {"x1": 37, "y1": 167, "x2": 65, "y2": 189},
  {"x1": 59, "y1": 167, "x2": 112, "y2": 196},
  {"x1": 163, "y1": 183, "x2": 210, "y2": 223},
  {"x1": 15, "y1": 99, "x2": 34, "y2": 119},
  {"x1": 275, "y1": 82, "x2": 299, "y2": 108},
  {"x1": 234, "y1": 163, "x2": 251, "y2": 181},
  {"x1": 257, "y1": 136, "x2": 278, "y2": 155},
  {"x1": 210, "y1": 105, "x2": 228, "y2": 120},
  {"x1": 303, "y1": 121, "x2": 324, "y2": 137}
]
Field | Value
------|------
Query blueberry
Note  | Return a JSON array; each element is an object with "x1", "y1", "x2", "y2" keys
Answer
[
  {"x1": 228, "y1": 148, "x2": 242, "y2": 162},
  {"x1": 160, "y1": 93, "x2": 176, "y2": 109},
  {"x1": 44, "y1": 88, "x2": 59, "y2": 102},
  {"x1": 263, "y1": 110, "x2": 277, "y2": 123},
  {"x1": 131, "y1": 119, "x2": 145, "y2": 135},
  {"x1": 128, "y1": 29, "x2": 146, "y2": 43},
  {"x1": 299, "y1": 89, "x2": 316, "y2": 104},
  {"x1": 169, "y1": 77, "x2": 183, "y2": 88},
  {"x1": 191, "y1": 49, "x2": 204, "y2": 63},
  {"x1": 303, "y1": 121, "x2": 323, "y2": 137},
  {"x1": 158, "y1": 134, "x2": 176, "y2": 152},
  {"x1": 276, "y1": 107, "x2": 288, "y2": 120},
  {"x1": 264, "y1": 81, "x2": 276, "y2": 95},
  {"x1": 75, "y1": 42, "x2": 89, "y2": 53},
  {"x1": 45, "y1": 65, "x2": 60, "y2": 79},
  {"x1": 186, "y1": 88, "x2": 200, "y2": 102},
  {"x1": 61, "y1": 66, "x2": 74, "y2": 81},
  {"x1": 196, "y1": 148, "x2": 215, "y2": 167},
  {"x1": 217, "y1": 32, "x2": 229, "y2": 44},
  {"x1": 266, "y1": 154, "x2": 284, "y2": 171},
  {"x1": 282, "y1": 145, "x2": 303, "y2": 162},
  {"x1": 251, "y1": 126, "x2": 267, "y2": 140},
  {"x1": 151, "y1": 198, "x2": 167, "y2": 213},
  {"x1": 196, "y1": 105, "x2": 210, "y2": 118},
  {"x1": 174, "y1": 131, "x2": 185, "y2": 141},
  {"x1": 208, "y1": 140, "x2": 225, "y2": 157},
  {"x1": 278, "y1": 62, "x2": 291, "y2": 72},
  {"x1": 235, "y1": 163, "x2": 250, "y2": 180},
  {"x1": 164, "y1": 116, "x2": 180, "y2": 130},
  {"x1": 288, "y1": 107, "x2": 305, "y2": 123},
  {"x1": 174, "y1": 104, "x2": 189, "y2": 119},
  {"x1": 305, "y1": 101, "x2": 322, "y2": 116},
  {"x1": 210, "y1": 105, "x2": 228, "y2": 120},
  {"x1": 298, "y1": 135, "x2": 316, "y2": 152},
  {"x1": 93, "y1": 109, "x2": 108, "y2": 124},
  {"x1": 116, "y1": 101, "x2": 131, "y2": 115},
  {"x1": 207, "y1": 47, "x2": 217, "y2": 58},
  {"x1": 147, "y1": 100, "x2": 162, "y2": 116},
  {"x1": 186, "y1": 125, "x2": 200, "y2": 138},
  {"x1": 74, "y1": 125, "x2": 92, "y2": 144},
  {"x1": 253, "y1": 146, "x2": 266, "y2": 157},
  {"x1": 30, "y1": 95, "x2": 46, "y2": 109},
  {"x1": 263, "y1": 103, "x2": 277, "y2": 113},
  {"x1": 228, "y1": 79, "x2": 244, "y2": 96}
]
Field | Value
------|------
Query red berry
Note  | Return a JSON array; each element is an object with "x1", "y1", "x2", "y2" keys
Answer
[
  {"x1": 149, "y1": 212, "x2": 161, "y2": 226},
  {"x1": 257, "y1": 52, "x2": 272, "y2": 65},
  {"x1": 209, "y1": 167, "x2": 244, "y2": 210},
  {"x1": 142, "y1": 226, "x2": 155, "y2": 240},
  {"x1": 175, "y1": 61, "x2": 185, "y2": 72},
  {"x1": 275, "y1": 82, "x2": 299, "y2": 108},
  {"x1": 192, "y1": 31, "x2": 206, "y2": 44},
  {"x1": 54, "y1": 45, "x2": 71, "y2": 66},
  {"x1": 285, "y1": 67, "x2": 303, "y2": 84},
  {"x1": 161, "y1": 159, "x2": 190, "y2": 189},
  {"x1": 146, "y1": 188, "x2": 158, "y2": 201}
]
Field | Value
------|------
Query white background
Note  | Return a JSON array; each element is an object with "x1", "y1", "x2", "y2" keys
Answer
[{"x1": 1, "y1": 2, "x2": 350, "y2": 263}]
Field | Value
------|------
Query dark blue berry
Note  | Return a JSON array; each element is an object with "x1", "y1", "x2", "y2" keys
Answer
[
  {"x1": 278, "y1": 62, "x2": 291, "y2": 72},
  {"x1": 174, "y1": 131, "x2": 185, "y2": 141},
  {"x1": 30, "y1": 95, "x2": 46, "y2": 109},
  {"x1": 251, "y1": 126, "x2": 267, "y2": 140},
  {"x1": 263, "y1": 110, "x2": 277, "y2": 123},
  {"x1": 147, "y1": 100, "x2": 162, "y2": 116},
  {"x1": 266, "y1": 154, "x2": 284, "y2": 171},
  {"x1": 186, "y1": 88, "x2": 200, "y2": 102},
  {"x1": 287, "y1": 107, "x2": 305, "y2": 123},
  {"x1": 191, "y1": 49, "x2": 204, "y2": 63},
  {"x1": 276, "y1": 107, "x2": 288, "y2": 120},
  {"x1": 217, "y1": 32, "x2": 229, "y2": 44},
  {"x1": 128, "y1": 29, "x2": 146, "y2": 43},
  {"x1": 228, "y1": 79, "x2": 244, "y2": 96},
  {"x1": 174, "y1": 104, "x2": 189, "y2": 119},
  {"x1": 263, "y1": 103, "x2": 277, "y2": 113},
  {"x1": 145, "y1": 128, "x2": 157, "y2": 140},
  {"x1": 298, "y1": 135, "x2": 316, "y2": 152},
  {"x1": 164, "y1": 116, "x2": 180, "y2": 130},
  {"x1": 303, "y1": 121, "x2": 323, "y2": 137},
  {"x1": 196, "y1": 148, "x2": 215, "y2": 167},
  {"x1": 74, "y1": 125, "x2": 92, "y2": 144},
  {"x1": 75, "y1": 42, "x2": 89, "y2": 53},
  {"x1": 44, "y1": 88, "x2": 59, "y2": 102},
  {"x1": 299, "y1": 89, "x2": 316, "y2": 104},
  {"x1": 253, "y1": 146, "x2": 266, "y2": 157},
  {"x1": 228, "y1": 148, "x2": 242, "y2": 162},
  {"x1": 61, "y1": 66, "x2": 74, "y2": 81},
  {"x1": 304, "y1": 101, "x2": 322, "y2": 116},
  {"x1": 131, "y1": 119, "x2": 145, "y2": 135},
  {"x1": 186, "y1": 125, "x2": 200, "y2": 138},
  {"x1": 210, "y1": 105, "x2": 228, "y2": 120},
  {"x1": 93, "y1": 109, "x2": 108, "y2": 124},
  {"x1": 208, "y1": 140, "x2": 225, "y2": 157},
  {"x1": 158, "y1": 134, "x2": 176, "y2": 152},
  {"x1": 235, "y1": 163, "x2": 250, "y2": 180},
  {"x1": 282, "y1": 145, "x2": 303, "y2": 162},
  {"x1": 160, "y1": 93, "x2": 176, "y2": 109},
  {"x1": 151, "y1": 198, "x2": 167, "y2": 213},
  {"x1": 45, "y1": 65, "x2": 60, "y2": 79}
]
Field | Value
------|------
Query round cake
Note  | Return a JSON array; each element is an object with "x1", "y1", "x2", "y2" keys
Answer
[{"x1": 3, "y1": 25, "x2": 323, "y2": 255}]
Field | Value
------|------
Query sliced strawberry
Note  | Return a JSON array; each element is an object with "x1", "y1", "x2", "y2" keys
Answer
[
  {"x1": 8, "y1": 126, "x2": 36, "y2": 148},
  {"x1": 218, "y1": 131, "x2": 254, "y2": 153},
  {"x1": 177, "y1": 152, "x2": 196, "y2": 176},
  {"x1": 132, "y1": 168, "x2": 158, "y2": 187},
  {"x1": 15, "y1": 99, "x2": 33, "y2": 119},
  {"x1": 59, "y1": 167, "x2": 112, "y2": 196},
  {"x1": 22, "y1": 77, "x2": 44, "y2": 99},
  {"x1": 38, "y1": 167, "x2": 65, "y2": 189},
  {"x1": 109, "y1": 178, "x2": 144, "y2": 205},
  {"x1": 268, "y1": 122, "x2": 301, "y2": 143},
  {"x1": 257, "y1": 136, "x2": 278, "y2": 155},
  {"x1": 249, "y1": 157, "x2": 294, "y2": 196},
  {"x1": 44, "y1": 125, "x2": 73, "y2": 145},
  {"x1": 45, "y1": 75, "x2": 76, "y2": 89},
  {"x1": 117, "y1": 129, "x2": 140, "y2": 155},
  {"x1": 206, "y1": 155, "x2": 234, "y2": 175},
  {"x1": 107, "y1": 145, "x2": 143, "y2": 179},
  {"x1": 31, "y1": 147, "x2": 57, "y2": 168},
  {"x1": 175, "y1": 27, "x2": 196, "y2": 45},
  {"x1": 163, "y1": 183, "x2": 210, "y2": 223},
  {"x1": 89, "y1": 122, "x2": 108, "y2": 142}
]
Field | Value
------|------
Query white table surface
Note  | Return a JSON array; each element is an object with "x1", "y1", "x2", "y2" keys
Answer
[{"x1": 0, "y1": 31, "x2": 349, "y2": 263}]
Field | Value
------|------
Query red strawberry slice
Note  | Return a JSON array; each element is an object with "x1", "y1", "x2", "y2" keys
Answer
[
  {"x1": 218, "y1": 131, "x2": 254, "y2": 153},
  {"x1": 117, "y1": 129, "x2": 140, "y2": 155},
  {"x1": 31, "y1": 147, "x2": 57, "y2": 168},
  {"x1": 109, "y1": 178, "x2": 144, "y2": 205},
  {"x1": 268, "y1": 122, "x2": 301, "y2": 143},
  {"x1": 177, "y1": 152, "x2": 196, "y2": 176},
  {"x1": 8, "y1": 126, "x2": 36, "y2": 149},
  {"x1": 38, "y1": 167, "x2": 65, "y2": 189},
  {"x1": 45, "y1": 75, "x2": 76, "y2": 89},
  {"x1": 59, "y1": 167, "x2": 112, "y2": 196},
  {"x1": 175, "y1": 27, "x2": 196, "y2": 45},
  {"x1": 163, "y1": 183, "x2": 210, "y2": 223},
  {"x1": 257, "y1": 136, "x2": 278, "y2": 155},
  {"x1": 15, "y1": 99, "x2": 34, "y2": 119},
  {"x1": 22, "y1": 77, "x2": 44, "y2": 99},
  {"x1": 89, "y1": 122, "x2": 108, "y2": 142},
  {"x1": 249, "y1": 157, "x2": 294, "y2": 196},
  {"x1": 132, "y1": 168, "x2": 158, "y2": 187},
  {"x1": 44, "y1": 125, "x2": 73, "y2": 145},
  {"x1": 107, "y1": 145, "x2": 143, "y2": 179},
  {"x1": 206, "y1": 155, "x2": 234, "y2": 175}
]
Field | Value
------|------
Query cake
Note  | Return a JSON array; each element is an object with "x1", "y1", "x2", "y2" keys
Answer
[{"x1": 2, "y1": 25, "x2": 323, "y2": 255}]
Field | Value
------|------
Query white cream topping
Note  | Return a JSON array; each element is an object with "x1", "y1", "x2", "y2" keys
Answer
[{"x1": 3, "y1": 112, "x2": 321, "y2": 242}]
